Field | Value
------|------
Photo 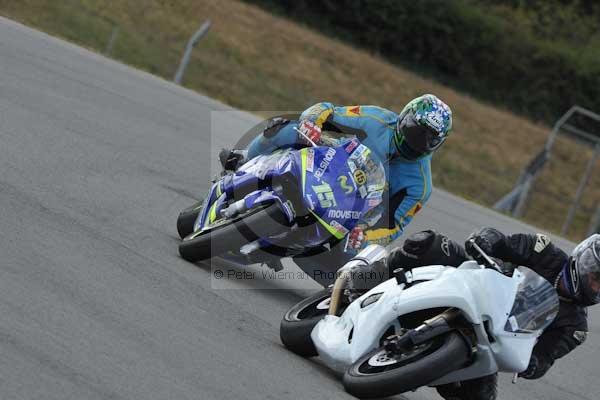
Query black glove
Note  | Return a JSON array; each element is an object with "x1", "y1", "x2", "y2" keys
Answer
[
  {"x1": 518, "y1": 353, "x2": 553, "y2": 380},
  {"x1": 490, "y1": 257, "x2": 515, "y2": 276},
  {"x1": 465, "y1": 227, "x2": 507, "y2": 265},
  {"x1": 218, "y1": 148, "x2": 246, "y2": 171}
]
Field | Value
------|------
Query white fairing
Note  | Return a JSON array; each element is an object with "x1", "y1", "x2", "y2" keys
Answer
[{"x1": 312, "y1": 259, "x2": 554, "y2": 377}]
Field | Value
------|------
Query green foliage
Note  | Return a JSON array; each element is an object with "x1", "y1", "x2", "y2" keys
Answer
[{"x1": 246, "y1": 0, "x2": 600, "y2": 121}]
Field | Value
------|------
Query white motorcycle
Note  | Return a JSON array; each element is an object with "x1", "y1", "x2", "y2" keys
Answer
[{"x1": 280, "y1": 242, "x2": 559, "y2": 398}]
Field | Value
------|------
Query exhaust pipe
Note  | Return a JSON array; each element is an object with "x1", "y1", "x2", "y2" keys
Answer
[{"x1": 328, "y1": 245, "x2": 388, "y2": 316}]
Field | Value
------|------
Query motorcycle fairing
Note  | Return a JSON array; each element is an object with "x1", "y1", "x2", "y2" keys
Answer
[
  {"x1": 294, "y1": 139, "x2": 385, "y2": 240},
  {"x1": 312, "y1": 262, "x2": 552, "y2": 375},
  {"x1": 193, "y1": 140, "x2": 385, "y2": 251}
]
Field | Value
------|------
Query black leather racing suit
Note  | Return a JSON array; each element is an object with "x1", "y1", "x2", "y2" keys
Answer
[
  {"x1": 480, "y1": 230, "x2": 588, "y2": 377},
  {"x1": 389, "y1": 229, "x2": 589, "y2": 400}
]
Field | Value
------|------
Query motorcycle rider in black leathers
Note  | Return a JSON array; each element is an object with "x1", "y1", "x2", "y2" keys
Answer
[{"x1": 388, "y1": 228, "x2": 599, "y2": 400}]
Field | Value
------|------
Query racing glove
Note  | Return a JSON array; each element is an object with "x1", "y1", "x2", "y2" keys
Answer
[
  {"x1": 519, "y1": 354, "x2": 553, "y2": 380},
  {"x1": 297, "y1": 120, "x2": 322, "y2": 145},
  {"x1": 465, "y1": 227, "x2": 507, "y2": 265},
  {"x1": 348, "y1": 226, "x2": 366, "y2": 250}
]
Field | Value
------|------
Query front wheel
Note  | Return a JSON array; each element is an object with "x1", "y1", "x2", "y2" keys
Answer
[
  {"x1": 178, "y1": 203, "x2": 290, "y2": 262},
  {"x1": 280, "y1": 290, "x2": 334, "y2": 357},
  {"x1": 342, "y1": 332, "x2": 470, "y2": 399},
  {"x1": 177, "y1": 199, "x2": 205, "y2": 239}
]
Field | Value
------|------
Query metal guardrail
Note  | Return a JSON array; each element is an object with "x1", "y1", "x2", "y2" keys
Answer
[
  {"x1": 562, "y1": 143, "x2": 600, "y2": 235},
  {"x1": 494, "y1": 105, "x2": 600, "y2": 236},
  {"x1": 588, "y1": 206, "x2": 600, "y2": 235},
  {"x1": 104, "y1": 25, "x2": 119, "y2": 56},
  {"x1": 174, "y1": 20, "x2": 212, "y2": 85}
]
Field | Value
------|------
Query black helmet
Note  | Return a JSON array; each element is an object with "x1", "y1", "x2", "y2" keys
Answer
[{"x1": 570, "y1": 234, "x2": 600, "y2": 306}]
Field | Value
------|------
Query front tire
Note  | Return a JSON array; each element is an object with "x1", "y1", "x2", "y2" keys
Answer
[
  {"x1": 178, "y1": 203, "x2": 290, "y2": 262},
  {"x1": 177, "y1": 199, "x2": 205, "y2": 239},
  {"x1": 280, "y1": 290, "x2": 333, "y2": 357},
  {"x1": 343, "y1": 332, "x2": 470, "y2": 399}
]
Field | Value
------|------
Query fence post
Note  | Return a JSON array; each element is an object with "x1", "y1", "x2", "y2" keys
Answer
[
  {"x1": 588, "y1": 205, "x2": 600, "y2": 236},
  {"x1": 104, "y1": 25, "x2": 120, "y2": 56},
  {"x1": 174, "y1": 20, "x2": 212, "y2": 85}
]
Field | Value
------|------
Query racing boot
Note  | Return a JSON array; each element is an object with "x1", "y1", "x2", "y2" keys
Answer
[
  {"x1": 255, "y1": 252, "x2": 284, "y2": 272},
  {"x1": 220, "y1": 249, "x2": 284, "y2": 272}
]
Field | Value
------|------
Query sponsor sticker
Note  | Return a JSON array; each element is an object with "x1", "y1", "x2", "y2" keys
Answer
[
  {"x1": 327, "y1": 209, "x2": 362, "y2": 220},
  {"x1": 359, "y1": 185, "x2": 368, "y2": 199},
  {"x1": 337, "y1": 175, "x2": 355, "y2": 194},
  {"x1": 314, "y1": 147, "x2": 336, "y2": 180},
  {"x1": 441, "y1": 236, "x2": 450, "y2": 256},
  {"x1": 353, "y1": 169, "x2": 367, "y2": 186},
  {"x1": 348, "y1": 160, "x2": 357, "y2": 173},
  {"x1": 368, "y1": 198, "x2": 382, "y2": 207},
  {"x1": 366, "y1": 190, "x2": 382, "y2": 199},
  {"x1": 345, "y1": 138, "x2": 359, "y2": 153},
  {"x1": 330, "y1": 220, "x2": 349, "y2": 235},
  {"x1": 534, "y1": 234, "x2": 549, "y2": 253},
  {"x1": 306, "y1": 149, "x2": 314, "y2": 172},
  {"x1": 351, "y1": 144, "x2": 368, "y2": 159}
]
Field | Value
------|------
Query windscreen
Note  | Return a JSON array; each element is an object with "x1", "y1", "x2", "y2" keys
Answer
[{"x1": 504, "y1": 267, "x2": 559, "y2": 334}]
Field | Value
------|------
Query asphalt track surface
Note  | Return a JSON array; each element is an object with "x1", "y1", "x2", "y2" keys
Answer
[{"x1": 0, "y1": 17, "x2": 598, "y2": 400}]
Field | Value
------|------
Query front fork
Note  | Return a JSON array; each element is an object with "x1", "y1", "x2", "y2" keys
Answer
[
  {"x1": 383, "y1": 308, "x2": 475, "y2": 357},
  {"x1": 200, "y1": 172, "x2": 268, "y2": 226}
]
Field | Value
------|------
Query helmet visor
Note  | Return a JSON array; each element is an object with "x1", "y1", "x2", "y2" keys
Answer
[
  {"x1": 576, "y1": 239, "x2": 600, "y2": 304},
  {"x1": 397, "y1": 113, "x2": 446, "y2": 155}
]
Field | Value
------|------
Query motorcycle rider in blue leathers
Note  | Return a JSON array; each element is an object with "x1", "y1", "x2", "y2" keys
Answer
[{"x1": 221, "y1": 94, "x2": 453, "y2": 277}]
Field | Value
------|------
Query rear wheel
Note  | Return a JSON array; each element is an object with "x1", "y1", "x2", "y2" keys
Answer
[
  {"x1": 178, "y1": 203, "x2": 290, "y2": 262},
  {"x1": 436, "y1": 373, "x2": 498, "y2": 400},
  {"x1": 343, "y1": 332, "x2": 470, "y2": 398},
  {"x1": 280, "y1": 290, "x2": 345, "y2": 357},
  {"x1": 177, "y1": 199, "x2": 205, "y2": 239}
]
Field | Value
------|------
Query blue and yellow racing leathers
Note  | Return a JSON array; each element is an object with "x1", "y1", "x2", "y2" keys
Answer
[{"x1": 246, "y1": 102, "x2": 432, "y2": 248}]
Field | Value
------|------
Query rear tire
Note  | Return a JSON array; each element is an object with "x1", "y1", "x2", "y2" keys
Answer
[
  {"x1": 178, "y1": 203, "x2": 290, "y2": 262},
  {"x1": 343, "y1": 332, "x2": 470, "y2": 399},
  {"x1": 177, "y1": 199, "x2": 205, "y2": 239},
  {"x1": 435, "y1": 373, "x2": 498, "y2": 400},
  {"x1": 280, "y1": 290, "x2": 332, "y2": 357}
]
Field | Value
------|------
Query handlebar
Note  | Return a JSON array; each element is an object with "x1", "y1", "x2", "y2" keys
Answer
[
  {"x1": 468, "y1": 239, "x2": 505, "y2": 274},
  {"x1": 293, "y1": 126, "x2": 318, "y2": 147}
]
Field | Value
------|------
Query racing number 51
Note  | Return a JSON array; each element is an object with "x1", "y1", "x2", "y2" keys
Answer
[{"x1": 312, "y1": 182, "x2": 337, "y2": 208}]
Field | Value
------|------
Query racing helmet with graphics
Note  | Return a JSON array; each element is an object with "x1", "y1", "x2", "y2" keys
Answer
[
  {"x1": 569, "y1": 234, "x2": 600, "y2": 306},
  {"x1": 394, "y1": 94, "x2": 453, "y2": 161}
]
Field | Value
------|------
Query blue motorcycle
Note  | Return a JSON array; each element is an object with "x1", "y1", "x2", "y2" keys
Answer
[{"x1": 177, "y1": 135, "x2": 385, "y2": 263}]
